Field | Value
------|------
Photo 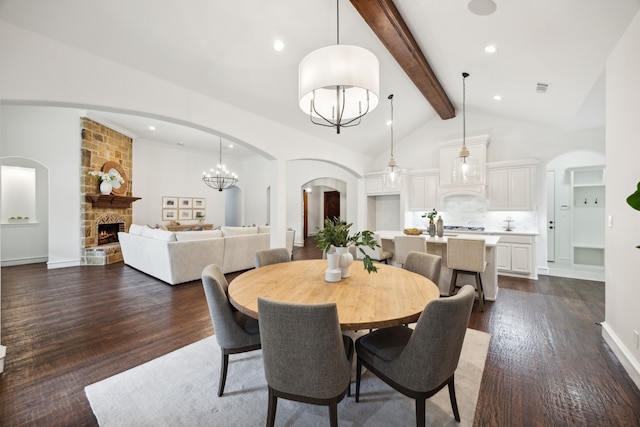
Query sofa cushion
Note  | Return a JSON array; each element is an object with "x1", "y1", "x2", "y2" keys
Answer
[
  {"x1": 175, "y1": 230, "x2": 223, "y2": 241},
  {"x1": 145, "y1": 228, "x2": 177, "y2": 241},
  {"x1": 221, "y1": 226, "x2": 258, "y2": 236},
  {"x1": 258, "y1": 225, "x2": 270, "y2": 234},
  {"x1": 129, "y1": 224, "x2": 146, "y2": 235}
]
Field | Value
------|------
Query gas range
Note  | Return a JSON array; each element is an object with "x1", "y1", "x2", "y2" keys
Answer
[{"x1": 443, "y1": 226, "x2": 485, "y2": 232}]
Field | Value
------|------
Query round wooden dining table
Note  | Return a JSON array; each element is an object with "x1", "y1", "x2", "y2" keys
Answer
[{"x1": 228, "y1": 259, "x2": 440, "y2": 330}]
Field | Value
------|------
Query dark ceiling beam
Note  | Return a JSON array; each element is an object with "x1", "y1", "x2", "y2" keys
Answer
[{"x1": 350, "y1": 0, "x2": 455, "y2": 119}]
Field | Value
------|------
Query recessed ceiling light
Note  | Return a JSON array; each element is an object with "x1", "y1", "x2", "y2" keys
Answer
[
  {"x1": 468, "y1": 0, "x2": 497, "y2": 16},
  {"x1": 386, "y1": 120, "x2": 392, "y2": 126},
  {"x1": 228, "y1": 144, "x2": 234, "y2": 148},
  {"x1": 148, "y1": 125, "x2": 156, "y2": 131},
  {"x1": 273, "y1": 39, "x2": 284, "y2": 52},
  {"x1": 484, "y1": 45, "x2": 497, "y2": 54},
  {"x1": 493, "y1": 95, "x2": 502, "y2": 101}
]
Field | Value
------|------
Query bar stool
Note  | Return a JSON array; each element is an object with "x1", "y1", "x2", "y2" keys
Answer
[
  {"x1": 446, "y1": 237, "x2": 486, "y2": 311},
  {"x1": 393, "y1": 235, "x2": 427, "y2": 267}
]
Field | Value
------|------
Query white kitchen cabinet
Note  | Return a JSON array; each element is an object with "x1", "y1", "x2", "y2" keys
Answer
[
  {"x1": 409, "y1": 173, "x2": 439, "y2": 210},
  {"x1": 494, "y1": 234, "x2": 535, "y2": 277},
  {"x1": 365, "y1": 173, "x2": 400, "y2": 195},
  {"x1": 487, "y1": 163, "x2": 534, "y2": 210}
]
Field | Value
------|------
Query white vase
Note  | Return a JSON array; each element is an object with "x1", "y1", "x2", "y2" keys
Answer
[
  {"x1": 100, "y1": 181, "x2": 113, "y2": 195},
  {"x1": 325, "y1": 253, "x2": 342, "y2": 282},
  {"x1": 336, "y1": 246, "x2": 353, "y2": 278}
]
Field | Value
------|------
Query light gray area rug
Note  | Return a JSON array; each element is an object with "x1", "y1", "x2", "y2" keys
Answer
[{"x1": 85, "y1": 328, "x2": 490, "y2": 426}]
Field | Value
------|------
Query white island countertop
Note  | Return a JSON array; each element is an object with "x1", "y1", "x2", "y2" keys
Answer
[
  {"x1": 377, "y1": 230, "x2": 501, "y2": 247},
  {"x1": 375, "y1": 230, "x2": 501, "y2": 301}
]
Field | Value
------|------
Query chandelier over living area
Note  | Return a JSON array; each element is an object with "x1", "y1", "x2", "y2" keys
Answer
[{"x1": 202, "y1": 138, "x2": 238, "y2": 192}]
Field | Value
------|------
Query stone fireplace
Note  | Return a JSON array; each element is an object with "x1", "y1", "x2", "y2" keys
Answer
[{"x1": 81, "y1": 118, "x2": 134, "y2": 265}]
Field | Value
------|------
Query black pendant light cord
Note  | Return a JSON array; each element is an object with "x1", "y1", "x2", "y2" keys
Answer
[
  {"x1": 462, "y1": 72, "x2": 469, "y2": 145},
  {"x1": 336, "y1": 0, "x2": 340, "y2": 45},
  {"x1": 389, "y1": 94, "x2": 394, "y2": 157}
]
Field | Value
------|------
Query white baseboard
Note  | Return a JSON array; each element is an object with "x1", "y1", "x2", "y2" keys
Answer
[
  {"x1": 1, "y1": 256, "x2": 48, "y2": 267},
  {"x1": 601, "y1": 321, "x2": 640, "y2": 390},
  {"x1": 46, "y1": 259, "x2": 82, "y2": 269}
]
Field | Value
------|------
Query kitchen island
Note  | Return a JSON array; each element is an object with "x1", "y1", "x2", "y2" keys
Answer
[{"x1": 376, "y1": 231, "x2": 501, "y2": 301}]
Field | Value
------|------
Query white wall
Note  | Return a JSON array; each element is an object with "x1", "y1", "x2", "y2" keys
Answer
[
  {"x1": 604, "y1": 10, "x2": 640, "y2": 388},
  {"x1": 0, "y1": 106, "x2": 81, "y2": 268},
  {"x1": 132, "y1": 139, "x2": 246, "y2": 227}
]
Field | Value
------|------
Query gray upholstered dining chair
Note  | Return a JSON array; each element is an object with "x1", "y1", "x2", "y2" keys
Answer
[
  {"x1": 355, "y1": 285, "x2": 475, "y2": 427},
  {"x1": 403, "y1": 251, "x2": 442, "y2": 287},
  {"x1": 258, "y1": 297, "x2": 354, "y2": 427},
  {"x1": 254, "y1": 247, "x2": 291, "y2": 268},
  {"x1": 201, "y1": 264, "x2": 261, "y2": 397},
  {"x1": 394, "y1": 236, "x2": 427, "y2": 266}
]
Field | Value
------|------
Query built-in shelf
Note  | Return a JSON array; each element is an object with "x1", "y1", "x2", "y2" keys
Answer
[{"x1": 87, "y1": 194, "x2": 141, "y2": 208}]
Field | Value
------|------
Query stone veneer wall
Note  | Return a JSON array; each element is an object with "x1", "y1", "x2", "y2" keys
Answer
[{"x1": 80, "y1": 117, "x2": 133, "y2": 263}]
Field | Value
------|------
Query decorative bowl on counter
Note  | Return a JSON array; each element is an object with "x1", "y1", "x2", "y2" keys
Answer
[{"x1": 403, "y1": 228, "x2": 422, "y2": 236}]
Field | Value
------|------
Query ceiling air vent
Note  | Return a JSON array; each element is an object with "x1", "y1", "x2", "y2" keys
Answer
[{"x1": 536, "y1": 82, "x2": 550, "y2": 94}]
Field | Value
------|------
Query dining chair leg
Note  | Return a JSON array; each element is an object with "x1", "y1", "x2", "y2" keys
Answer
[
  {"x1": 475, "y1": 272, "x2": 485, "y2": 311},
  {"x1": 355, "y1": 359, "x2": 362, "y2": 402},
  {"x1": 416, "y1": 397, "x2": 426, "y2": 427},
  {"x1": 218, "y1": 350, "x2": 229, "y2": 397},
  {"x1": 448, "y1": 270, "x2": 459, "y2": 296},
  {"x1": 329, "y1": 401, "x2": 338, "y2": 427},
  {"x1": 266, "y1": 387, "x2": 277, "y2": 427},
  {"x1": 448, "y1": 377, "x2": 461, "y2": 422}
]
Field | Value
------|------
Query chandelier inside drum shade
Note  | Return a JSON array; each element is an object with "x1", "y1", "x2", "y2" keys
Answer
[
  {"x1": 452, "y1": 72, "x2": 480, "y2": 184},
  {"x1": 298, "y1": 0, "x2": 379, "y2": 134},
  {"x1": 202, "y1": 138, "x2": 238, "y2": 192},
  {"x1": 383, "y1": 94, "x2": 403, "y2": 191}
]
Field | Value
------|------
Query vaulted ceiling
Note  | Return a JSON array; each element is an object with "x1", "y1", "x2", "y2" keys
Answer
[{"x1": 1, "y1": 0, "x2": 638, "y2": 158}]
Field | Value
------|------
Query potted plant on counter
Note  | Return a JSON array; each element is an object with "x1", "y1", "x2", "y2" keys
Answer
[
  {"x1": 315, "y1": 217, "x2": 380, "y2": 280},
  {"x1": 421, "y1": 208, "x2": 438, "y2": 237}
]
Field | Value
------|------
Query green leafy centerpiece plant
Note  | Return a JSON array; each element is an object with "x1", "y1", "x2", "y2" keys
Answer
[
  {"x1": 627, "y1": 181, "x2": 640, "y2": 248},
  {"x1": 421, "y1": 208, "x2": 438, "y2": 237},
  {"x1": 315, "y1": 217, "x2": 380, "y2": 274}
]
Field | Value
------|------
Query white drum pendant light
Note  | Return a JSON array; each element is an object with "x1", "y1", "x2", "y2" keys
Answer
[{"x1": 298, "y1": 0, "x2": 379, "y2": 134}]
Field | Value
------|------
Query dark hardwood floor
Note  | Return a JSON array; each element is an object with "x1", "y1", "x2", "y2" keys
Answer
[{"x1": 1, "y1": 239, "x2": 639, "y2": 426}]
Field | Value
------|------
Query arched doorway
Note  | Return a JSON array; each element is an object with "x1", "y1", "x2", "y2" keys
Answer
[
  {"x1": 301, "y1": 178, "x2": 347, "y2": 240},
  {"x1": 546, "y1": 150, "x2": 605, "y2": 280}
]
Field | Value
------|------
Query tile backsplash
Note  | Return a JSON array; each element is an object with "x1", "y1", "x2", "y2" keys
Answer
[{"x1": 405, "y1": 195, "x2": 538, "y2": 232}]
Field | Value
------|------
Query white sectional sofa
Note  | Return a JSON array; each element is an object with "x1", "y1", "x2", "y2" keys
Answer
[{"x1": 118, "y1": 224, "x2": 294, "y2": 285}]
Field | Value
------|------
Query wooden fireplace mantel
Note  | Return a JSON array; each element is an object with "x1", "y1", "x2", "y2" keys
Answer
[{"x1": 87, "y1": 194, "x2": 141, "y2": 208}]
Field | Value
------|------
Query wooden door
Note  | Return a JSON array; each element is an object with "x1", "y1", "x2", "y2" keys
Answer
[
  {"x1": 303, "y1": 190, "x2": 308, "y2": 239},
  {"x1": 324, "y1": 191, "x2": 340, "y2": 222}
]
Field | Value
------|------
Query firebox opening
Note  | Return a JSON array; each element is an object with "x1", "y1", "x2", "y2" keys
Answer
[{"x1": 98, "y1": 223, "x2": 123, "y2": 245}]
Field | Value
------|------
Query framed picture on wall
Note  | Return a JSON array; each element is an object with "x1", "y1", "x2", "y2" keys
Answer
[
  {"x1": 179, "y1": 197, "x2": 192, "y2": 209},
  {"x1": 179, "y1": 209, "x2": 193, "y2": 220},
  {"x1": 162, "y1": 209, "x2": 177, "y2": 220},
  {"x1": 193, "y1": 198, "x2": 205, "y2": 208},
  {"x1": 193, "y1": 209, "x2": 206, "y2": 220},
  {"x1": 162, "y1": 196, "x2": 178, "y2": 208}
]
